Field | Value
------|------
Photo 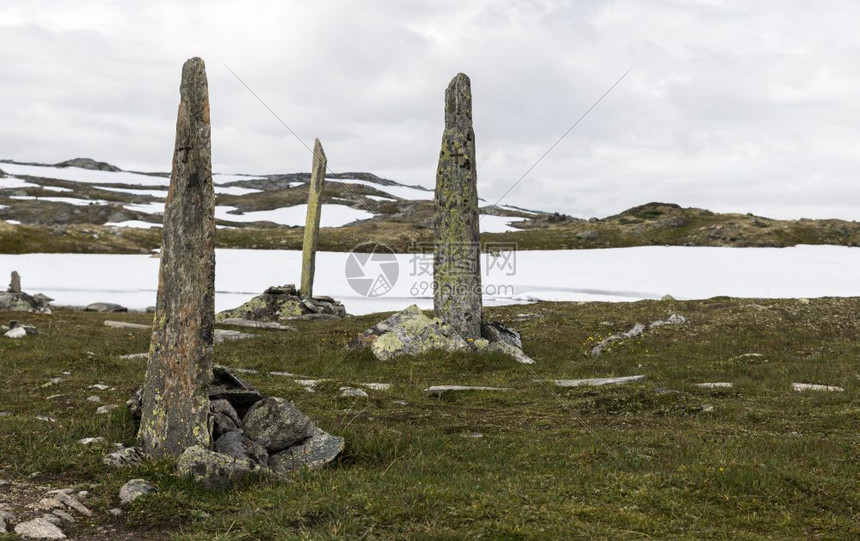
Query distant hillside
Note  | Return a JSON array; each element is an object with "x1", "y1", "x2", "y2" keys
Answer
[{"x1": 1, "y1": 159, "x2": 859, "y2": 253}]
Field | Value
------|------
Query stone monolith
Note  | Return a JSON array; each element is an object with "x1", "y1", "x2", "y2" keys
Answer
[
  {"x1": 139, "y1": 57, "x2": 216, "y2": 459},
  {"x1": 433, "y1": 73, "x2": 482, "y2": 339},
  {"x1": 300, "y1": 138, "x2": 326, "y2": 298}
]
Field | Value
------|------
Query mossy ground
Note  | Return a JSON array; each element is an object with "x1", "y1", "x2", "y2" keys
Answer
[{"x1": 0, "y1": 297, "x2": 857, "y2": 539}]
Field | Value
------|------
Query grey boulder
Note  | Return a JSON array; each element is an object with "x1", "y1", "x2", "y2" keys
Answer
[
  {"x1": 268, "y1": 426, "x2": 344, "y2": 476},
  {"x1": 176, "y1": 445, "x2": 259, "y2": 489},
  {"x1": 242, "y1": 397, "x2": 313, "y2": 453},
  {"x1": 119, "y1": 479, "x2": 157, "y2": 506},
  {"x1": 213, "y1": 431, "x2": 268, "y2": 465}
]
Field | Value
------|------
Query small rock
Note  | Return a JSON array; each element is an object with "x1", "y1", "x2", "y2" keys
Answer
[
  {"x1": 119, "y1": 479, "x2": 157, "y2": 506},
  {"x1": 40, "y1": 513, "x2": 63, "y2": 525},
  {"x1": 792, "y1": 383, "x2": 844, "y2": 392},
  {"x1": 797, "y1": 298, "x2": 811, "y2": 305},
  {"x1": 339, "y1": 386, "x2": 369, "y2": 398},
  {"x1": 15, "y1": 517, "x2": 66, "y2": 539},
  {"x1": 119, "y1": 353, "x2": 148, "y2": 360},
  {"x1": 35, "y1": 498, "x2": 64, "y2": 511},
  {"x1": 214, "y1": 329, "x2": 255, "y2": 344},
  {"x1": 4, "y1": 327, "x2": 27, "y2": 339},
  {"x1": 86, "y1": 396, "x2": 101, "y2": 402},
  {"x1": 210, "y1": 399, "x2": 241, "y2": 426},
  {"x1": 108, "y1": 508, "x2": 122, "y2": 517},
  {"x1": 701, "y1": 404, "x2": 715, "y2": 412},
  {"x1": 487, "y1": 341, "x2": 536, "y2": 364},
  {"x1": 51, "y1": 509, "x2": 75, "y2": 523},
  {"x1": 48, "y1": 491, "x2": 91, "y2": 517},
  {"x1": 424, "y1": 385, "x2": 510, "y2": 397},
  {"x1": 35, "y1": 416, "x2": 56, "y2": 423},
  {"x1": 361, "y1": 383, "x2": 391, "y2": 391},
  {"x1": 661, "y1": 294, "x2": 676, "y2": 301},
  {"x1": 88, "y1": 384, "x2": 109, "y2": 391},
  {"x1": 103, "y1": 446, "x2": 144, "y2": 468},
  {"x1": 213, "y1": 431, "x2": 268, "y2": 465},
  {"x1": 96, "y1": 404, "x2": 119, "y2": 414}
]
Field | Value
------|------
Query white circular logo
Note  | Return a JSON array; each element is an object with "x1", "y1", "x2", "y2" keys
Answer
[{"x1": 345, "y1": 243, "x2": 399, "y2": 297}]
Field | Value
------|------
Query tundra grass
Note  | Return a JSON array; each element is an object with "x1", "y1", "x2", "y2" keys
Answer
[{"x1": 0, "y1": 297, "x2": 857, "y2": 539}]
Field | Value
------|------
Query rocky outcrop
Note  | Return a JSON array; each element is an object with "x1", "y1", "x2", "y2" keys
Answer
[{"x1": 216, "y1": 284, "x2": 346, "y2": 322}]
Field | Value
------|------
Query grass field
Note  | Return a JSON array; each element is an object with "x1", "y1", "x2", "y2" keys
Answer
[{"x1": 0, "y1": 297, "x2": 857, "y2": 539}]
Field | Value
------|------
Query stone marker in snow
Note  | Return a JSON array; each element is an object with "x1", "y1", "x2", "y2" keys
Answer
[
  {"x1": 139, "y1": 57, "x2": 215, "y2": 459},
  {"x1": 301, "y1": 138, "x2": 326, "y2": 298},
  {"x1": 433, "y1": 73, "x2": 482, "y2": 340}
]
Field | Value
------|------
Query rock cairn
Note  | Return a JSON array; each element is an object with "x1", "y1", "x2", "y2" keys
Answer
[
  {"x1": 0, "y1": 271, "x2": 52, "y2": 313},
  {"x1": 138, "y1": 57, "x2": 216, "y2": 458},
  {"x1": 433, "y1": 73, "x2": 482, "y2": 340},
  {"x1": 301, "y1": 138, "x2": 326, "y2": 298},
  {"x1": 217, "y1": 284, "x2": 346, "y2": 322}
]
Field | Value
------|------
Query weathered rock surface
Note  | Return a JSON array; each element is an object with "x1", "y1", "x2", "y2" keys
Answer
[
  {"x1": 218, "y1": 318, "x2": 296, "y2": 331},
  {"x1": 216, "y1": 284, "x2": 346, "y2": 322},
  {"x1": 104, "y1": 320, "x2": 150, "y2": 330},
  {"x1": 268, "y1": 426, "x2": 344, "y2": 476},
  {"x1": 434, "y1": 73, "x2": 482, "y2": 340},
  {"x1": 792, "y1": 382, "x2": 844, "y2": 392},
  {"x1": 14, "y1": 517, "x2": 66, "y2": 539},
  {"x1": 176, "y1": 445, "x2": 259, "y2": 489},
  {"x1": 242, "y1": 397, "x2": 313, "y2": 453},
  {"x1": 357, "y1": 305, "x2": 469, "y2": 360},
  {"x1": 119, "y1": 479, "x2": 157, "y2": 506},
  {"x1": 424, "y1": 385, "x2": 510, "y2": 397},
  {"x1": 208, "y1": 366, "x2": 264, "y2": 418},
  {"x1": 213, "y1": 329, "x2": 255, "y2": 343},
  {"x1": 552, "y1": 375, "x2": 646, "y2": 387},
  {"x1": 213, "y1": 431, "x2": 269, "y2": 465},
  {"x1": 103, "y1": 445, "x2": 144, "y2": 468},
  {"x1": 5, "y1": 326, "x2": 27, "y2": 339},
  {"x1": 301, "y1": 138, "x2": 326, "y2": 298},
  {"x1": 138, "y1": 58, "x2": 216, "y2": 459},
  {"x1": 481, "y1": 321, "x2": 522, "y2": 349}
]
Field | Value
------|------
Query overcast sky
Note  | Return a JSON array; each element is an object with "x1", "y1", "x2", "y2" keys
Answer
[{"x1": 2, "y1": 0, "x2": 860, "y2": 220}]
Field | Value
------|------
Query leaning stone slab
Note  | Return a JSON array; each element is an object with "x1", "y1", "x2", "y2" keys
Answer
[
  {"x1": 104, "y1": 320, "x2": 150, "y2": 330},
  {"x1": 424, "y1": 385, "x2": 510, "y2": 397},
  {"x1": 268, "y1": 426, "x2": 344, "y2": 476},
  {"x1": 792, "y1": 383, "x2": 844, "y2": 392},
  {"x1": 696, "y1": 382, "x2": 733, "y2": 389},
  {"x1": 218, "y1": 318, "x2": 296, "y2": 331},
  {"x1": 552, "y1": 375, "x2": 646, "y2": 388},
  {"x1": 176, "y1": 445, "x2": 259, "y2": 489},
  {"x1": 300, "y1": 138, "x2": 326, "y2": 298}
]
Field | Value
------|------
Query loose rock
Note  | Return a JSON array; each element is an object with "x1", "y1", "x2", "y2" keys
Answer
[
  {"x1": 424, "y1": 385, "x2": 510, "y2": 397},
  {"x1": 242, "y1": 397, "x2": 314, "y2": 453},
  {"x1": 268, "y1": 427, "x2": 344, "y2": 476},
  {"x1": 176, "y1": 445, "x2": 259, "y2": 489},
  {"x1": 14, "y1": 517, "x2": 66, "y2": 539},
  {"x1": 84, "y1": 302, "x2": 127, "y2": 313},
  {"x1": 552, "y1": 375, "x2": 646, "y2": 387},
  {"x1": 119, "y1": 479, "x2": 157, "y2": 506}
]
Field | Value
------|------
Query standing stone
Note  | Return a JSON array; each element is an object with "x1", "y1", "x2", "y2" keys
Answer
[
  {"x1": 8, "y1": 271, "x2": 20, "y2": 294},
  {"x1": 300, "y1": 138, "x2": 326, "y2": 298},
  {"x1": 433, "y1": 73, "x2": 482, "y2": 339},
  {"x1": 139, "y1": 57, "x2": 215, "y2": 459}
]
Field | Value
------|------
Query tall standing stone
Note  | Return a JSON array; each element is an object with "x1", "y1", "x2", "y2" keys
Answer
[
  {"x1": 300, "y1": 138, "x2": 326, "y2": 298},
  {"x1": 139, "y1": 57, "x2": 216, "y2": 459},
  {"x1": 8, "y1": 271, "x2": 20, "y2": 294},
  {"x1": 433, "y1": 73, "x2": 482, "y2": 339}
]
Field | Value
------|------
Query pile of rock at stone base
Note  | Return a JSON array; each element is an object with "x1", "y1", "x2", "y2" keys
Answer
[
  {"x1": 127, "y1": 366, "x2": 343, "y2": 488},
  {"x1": 216, "y1": 284, "x2": 346, "y2": 322},
  {"x1": 354, "y1": 304, "x2": 535, "y2": 364}
]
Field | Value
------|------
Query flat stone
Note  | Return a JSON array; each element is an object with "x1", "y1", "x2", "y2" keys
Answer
[
  {"x1": 696, "y1": 382, "x2": 733, "y2": 389},
  {"x1": 424, "y1": 385, "x2": 510, "y2": 397},
  {"x1": 268, "y1": 426, "x2": 344, "y2": 476},
  {"x1": 340, "y1": 387, "x2": 369, "y2": 398},
  {"x1": 119, "y1": 353, "x2": 148, "y2": 360},
  {"x1": 15, "y1": 517, "x2": 66, "y2": 539},
  {"x1": 88, "y1": 384, "x2": 109, "y2": 390},
  {"x1": 48, "y1": 492, "x2": 91, "y2": 517},
  {"x1": 51, "y1": 509, "x2": 74, "y2": 523},
  {"x1": 86, "y1": 396, "x2": 101, "y2": 402},
  {"x1": 241, "y1": 397, "x2": 314, "y2": 453},
  {"x1": 85, "y1": 302, "x2": 127, "y2": 313},
  {"x1": 119, "y1": 479, "x2": 157, "y2": 506},
  {"x1": 361, "y1": 383, "x2": 391, "y2": 391},
  {"x1": 77, "y1": 437, "x2": 105, "y2": 445},
  {"x1": 792, "y1": 383, "x2": 844, "y2": 392},
  {"x1": 219, "y1": 318, "x2": 296, "y2": 331},
  {"x1": 96, "y1": 404, "x2": 119, "y2": 414},
  {"x1": 487, "y1": 341, "x2": 535, "y2": 364},
  {"x1": 552, "y1": 375, "x2": 646, "y2": 387},
  {"x1": 104, "y1": 320, "x2": 150, "y2": 330},
  {"x1": 214, "y1": 329, "x2": 255, "y2": 343}
]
